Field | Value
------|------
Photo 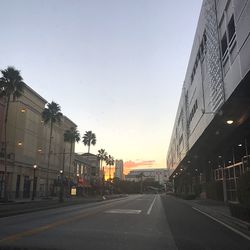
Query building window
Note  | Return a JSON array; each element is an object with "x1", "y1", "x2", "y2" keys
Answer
[
  {"x1": 221, "y1": 33, "x2": 228, "y2": 57},
  {"x1": 188, "y1": 99, "x2": 198, "y2": 124},
  {"x1": 190, "y1": 30, "x2": 207, "y2": 84},
  {"x1": 220, "y1": 12, "x2": 237, "y2": 75},
  {"x1": 179, "y1": 135, "x2": 183, "y2": 145},
  {"x1": 227, "y1": 15, "x2": 235, "y2": 43}
]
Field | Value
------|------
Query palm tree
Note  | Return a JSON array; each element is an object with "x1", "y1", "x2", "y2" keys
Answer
[
  {"x1": 97, "y1": 149, "x2": 108, "y2": 194},
  {"x1": 106, "y1": 155, "x2": 114, "y2": 180},
  {"x1": 97, "y1": 148, "x2": 108, "y2": 171},
  {"x1": 0, "y1": 66, "x2": 25, "y2": 201},
  {"x1": 64, "y1": 127, "x2": 80, "y2": 177},
  {"x1": 42, "y1": 101, "x2": 63, "y2": 197},
  {"x1": 82, "y1": 131, "x2": 96, "y2": 154}
]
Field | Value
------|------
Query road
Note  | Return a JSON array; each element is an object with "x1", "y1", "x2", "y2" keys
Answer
[{"x1": 0, "y1": 194, "x2": 249, "y2": 250}]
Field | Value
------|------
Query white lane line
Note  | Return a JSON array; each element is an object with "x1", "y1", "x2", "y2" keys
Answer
[
  {"x1": 192, "y1": 207, "x2": 250, "y2": 241},
  {"x1": 147, "y1": 195, "x2": 157, "y2": 215}
]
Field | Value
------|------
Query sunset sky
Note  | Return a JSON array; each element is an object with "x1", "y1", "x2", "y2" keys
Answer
[{"x1": 0, "y1": 0, "x2": 202, "y2": 175}]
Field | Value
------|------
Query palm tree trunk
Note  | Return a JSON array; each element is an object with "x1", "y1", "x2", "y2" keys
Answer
[
  {"x1": 102, "y1": 166, "x2": 105, "y2": 196},
  {"x1": 99, "y1": 159, "x2": 102, "y2": 195},
  {"x1": 88, "y1": 144, "x2": 90, "y2": 154},
  {"x1": 46, "y1": 121, "x2": 53, "y2": 197},
  {"x1": 68, "y1": 141, "x2": 73, "y2": 195},
  {"x1": 3, "y1": 96, "x2": 10, "y2": 201},
  {"x1": 109, "y1": 165, "x2": 111, "y2": 180},
  {"x1": 69, "y1": 141, "x2": 73, "y2": 177}
]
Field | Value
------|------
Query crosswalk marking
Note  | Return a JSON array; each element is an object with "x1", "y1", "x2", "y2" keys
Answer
[{"x1": 105, "y1": 209, "x2": 142, "y2": 214}]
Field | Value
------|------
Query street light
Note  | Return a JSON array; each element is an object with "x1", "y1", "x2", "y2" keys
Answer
[
  {"x1": 59, "y1": 170, "x2": 64, "y2": 202},
  {"x1": 32, "y1": 165, "x2": 37, "y2": 200},
  {"x1": 226, "y1": 120, "x2": 234, "y2": 125}
]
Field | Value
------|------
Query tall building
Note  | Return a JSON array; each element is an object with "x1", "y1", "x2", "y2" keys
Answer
[
  {"x1": 0, "y1": 84, "x2": 77, "y2": 199},
  {"x1": 167, "y1": 0, "x2": 250, "y2": 201},
  {"x1": 114, "y1": 160, "x2": 124, "y2": 180}
]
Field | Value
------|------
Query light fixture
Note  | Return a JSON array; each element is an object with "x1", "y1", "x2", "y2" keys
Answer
[
  {"x1": 218, "y1": 155, "x2": 222, "y2": 158},
  {"x1": 60, "y1": 170, "x2": 63, "y2": 174},
  {"x1": 20, "y1": 108, "x2": 26, "y2": 113},
  {"x1": 33, "y1": 164, "x2": 37, "y2": 169},
  {"x1": 226, "y1": 120, "x2": 234, "y2": 125},
  {"x1": 38, "y1": 148, "x2": 42, "y2": 152},
  {"x1": 17, "y1": 141, "x2": 22, "y2": 146},
  {"x1": 228, "y1": 161, "x2": 232, "y2": 164},
  {"x1": 195, "y1": 169, "x2": 198, "y2": 172},
  {"x1": 238, "y1": 144, "x2": 242, "y2": 147},
  {"x1": 180, "y1": 168, "x2": 183, "y2": 171}
]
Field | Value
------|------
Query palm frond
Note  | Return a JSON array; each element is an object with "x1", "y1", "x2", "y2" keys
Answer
[
  {"x1": 41, "y1": 101, "x2": 63, "y2": 125},
  {"x1": 0, "y1": 66, "x2": 24, "y2": 101},
  {"x1": 64, "y1": 127, "x2": 80, "y2": 143}
]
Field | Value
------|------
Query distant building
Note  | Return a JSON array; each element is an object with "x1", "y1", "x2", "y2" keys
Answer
[
  {"x1": 114, "y1": 160, "x2": 124, "y2": 180},
  {"x1": 125, "y1": 169, "x2": 169, "y2": 185},
  {"x1": 74, "y1": 153, "x2": 100, "y2": 194}
]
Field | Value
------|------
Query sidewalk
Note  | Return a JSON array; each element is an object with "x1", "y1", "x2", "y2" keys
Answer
[
  {"x1": 0, "y1": 194, "x2": 127, "y2": 218},
  {"x1": 169, "y1": 195, "x2": 250, "y2": 237}
]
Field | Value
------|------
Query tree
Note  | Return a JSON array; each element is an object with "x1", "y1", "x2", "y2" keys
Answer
[
  {"x1": 97, "y1": 148, "x2": 108, "y2": 171},
  {"x1": 42, "y1": 101, "x2": 62, "y2": 197},
  {"x1": 64, "y1": 127, "x2": 80, "y2": 177},
  {"x1": 0, "y1": 66, "x2": 25, "y2": 201},
  {"x1": 106, "y1": 155, "x2": 114, "y2": 180},
  {"x1": 97, "y1": 149, "x2": 108, "y2": 194},
  {"x1": 82, "y1": 131, "x2": 96, "y2": 154}
]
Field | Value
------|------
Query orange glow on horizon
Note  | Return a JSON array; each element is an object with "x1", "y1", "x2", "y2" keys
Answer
[{"x1": 101, "y1": 160, "x2": 165, "y2": 179}]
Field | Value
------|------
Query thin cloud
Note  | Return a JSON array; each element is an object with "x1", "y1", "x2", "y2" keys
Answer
[
  {"x1": 123, "y1": 160, "x2": 156, "y2": 175},
  {"x1": 124, "y1": 160, "x2": 155, "y2": 169}
]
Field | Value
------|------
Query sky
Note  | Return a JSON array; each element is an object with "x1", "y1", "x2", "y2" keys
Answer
[{"x1": 0, "y1": 0, "x2": 202, "y2": 175}]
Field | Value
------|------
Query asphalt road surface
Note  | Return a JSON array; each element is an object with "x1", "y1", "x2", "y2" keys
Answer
[{"x1": 0, "y1": 194, "x2": 249, "y2": 250}]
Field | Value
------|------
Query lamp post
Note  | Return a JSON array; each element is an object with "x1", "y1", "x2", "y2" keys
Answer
[
  {"x1": 59, "y1": 170, "x2": 64, "y2": 202},
  {"x1": 76, "y1": 173, "x2": 79, "y2": 196},
  {"x1": 32, "y1": 165, "x2": 37, "y2": 200}
]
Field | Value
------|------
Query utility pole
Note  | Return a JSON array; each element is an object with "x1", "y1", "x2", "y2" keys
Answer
[
  {"x1": 59, "y1": 148, "x2": 65, "y2": 202},
  {"x1": 32, "y1": 165, "x2": 37, "y2": 200},
  {"x1": 140, "y1": 173, "x2": 143, "y2": 193}
]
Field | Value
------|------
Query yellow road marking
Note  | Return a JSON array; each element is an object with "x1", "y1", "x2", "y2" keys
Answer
[{"x1": 0, "y1": 200, "x2": 123, "y2": 243}]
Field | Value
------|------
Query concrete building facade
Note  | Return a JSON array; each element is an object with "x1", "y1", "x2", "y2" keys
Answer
[
  {"x1": 166, "y1": 0, "x2": 250, "y2": 201},
  {"x1": 125, "y1": 169, "x2": 168, "y2": 185},
  {"x1": 114, "y1": 159, "x2": 124, "y2": 180},
  {"x1": 0, "y1": 84, "x2": 77, "y2": 199}
]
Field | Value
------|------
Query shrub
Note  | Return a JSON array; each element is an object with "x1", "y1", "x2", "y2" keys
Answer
[
  {"x1": 193, "y1": 184, "x2": 202, "y2": 196},
  {"x1": 237, "y1": 171, "x2": 250, "y2": 207},
  {"x1": 175, "y1": 193, "x2": 196, "y2": 200},
  {"x1": 229, "y1": 203, "x2": 250, "y2": 223},
  {"x1": 206, "y1": 181, "x2": 223, "y2": 201}
]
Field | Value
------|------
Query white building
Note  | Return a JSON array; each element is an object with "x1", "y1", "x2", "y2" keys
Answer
[
  {"x1": 114, "y1": 160, "x2": 124, "y2": 180},
  {"x1": 166, "y1": 0, "x2": 250, "y2": 201},
  {"x1": 125, "y1": 169, "x2": 169, "y2": 185}
]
